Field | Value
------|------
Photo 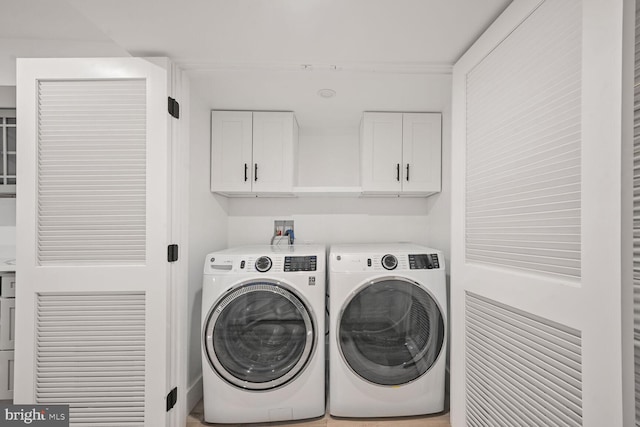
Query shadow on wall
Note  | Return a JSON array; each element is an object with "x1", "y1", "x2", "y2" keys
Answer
[{"x1": 189, "y1": 287, "x2": 203, "y2": 384}]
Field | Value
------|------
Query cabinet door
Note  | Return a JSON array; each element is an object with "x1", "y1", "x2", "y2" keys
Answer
[
  {"x1": 402, "y1": 113, "x2": 441, "y2": 193},
  {"x1": 211, "y1": 111, "x2": 253, "y2": 193},
  {"x1": 361, "y1": 112, "x2": 403, "y2": 193},
  {"x1": 0, "y1": 351, "x2": 13, "y2": 400},
  {"x1": 0, "y1": 297, "x2": 14, "y2": 350},
  {"x1": 252, "y1": 112, "x2": 295, "y2": 193}
]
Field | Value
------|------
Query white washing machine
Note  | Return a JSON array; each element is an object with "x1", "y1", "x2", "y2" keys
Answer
[
  {"x1": 329, "y1": 243, "x2": 447, "y2": 417},
  {"x1": 201, "y1": 245, "x2": 326, "y2": 424}
]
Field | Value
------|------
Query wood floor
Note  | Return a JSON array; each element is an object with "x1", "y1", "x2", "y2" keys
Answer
[{"x1": 187, "y1": 400, "x2": 451, "y2": 427}]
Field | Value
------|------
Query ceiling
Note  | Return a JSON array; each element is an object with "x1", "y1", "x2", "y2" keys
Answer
[{"x1": 1, "y1": 0, "x2": 512, "y2": 128}]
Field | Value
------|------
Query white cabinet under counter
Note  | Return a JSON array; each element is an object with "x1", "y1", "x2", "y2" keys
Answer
[
  {"x1": 0, "y1": 272, "x2": 14, "y2": 400},
  {"x1": 0, "y1": 351, "x2": 13, "y2": 400},
  {"x1": 210, "y1": 111, "x2": 299, "y2": 196}
]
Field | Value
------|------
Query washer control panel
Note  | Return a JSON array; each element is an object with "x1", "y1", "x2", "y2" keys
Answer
[
  {"x1": 205, "y1": 245, "x2": 325, "y2": 274},
  {"x1": 408, "y1": 254, "x2": 440, "y2": 270},
  {"x1": 284, "y1": 256, "x2": 317, "y2": 272}
]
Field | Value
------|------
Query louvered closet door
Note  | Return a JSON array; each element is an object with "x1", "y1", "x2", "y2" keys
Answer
[
  {"x1": 15, "y1": 58, "x2": 172, "y2": 427},
  {"x1": 451, "y1": 0, "x2": 633, "y2": 426}
]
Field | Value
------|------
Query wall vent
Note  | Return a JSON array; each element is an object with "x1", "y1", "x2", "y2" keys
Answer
[
  {"x1": 36, "y1": 79, "x2": 147, "y2": 265},
  {"x1": 35, "y1": 292, "x2": 146, "y2": 426},
  {"x1": 465, "y1": 0, "x2": 582, "y2": 279},
  {"x1": 465, "y1": 292, "x2": 582, "y2": 426}
]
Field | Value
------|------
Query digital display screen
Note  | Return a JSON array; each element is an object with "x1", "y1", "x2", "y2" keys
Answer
[
  {"x1": 284, "y1": 256, "x2": 317, "y2": 272},
  {"x1": 409, "y1": 254, "x2": 439, "y2": 270}
]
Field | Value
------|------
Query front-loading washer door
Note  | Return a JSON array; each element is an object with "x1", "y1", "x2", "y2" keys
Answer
[
  {"x1": 204, "y1": 281, "x2": 315, "y2": 391},
  {"x1": 338, "y1": 277, "x2": 445, "y2": 386}
]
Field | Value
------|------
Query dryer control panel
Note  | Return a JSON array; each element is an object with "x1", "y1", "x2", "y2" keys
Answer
[
  {"x1": 331, "y1": 252, "x2": 444, "y2": 272},
  {"x1": 409, "y1": 254, "x2": 440, "y2": 270}
]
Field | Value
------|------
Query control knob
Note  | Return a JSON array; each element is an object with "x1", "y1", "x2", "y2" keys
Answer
[
  {"x1": 255, "y1": 256, "x2": 272, "y2": 272},
  {"x1": 382, "y1": 254, "x2": 398, "y2": 270}
]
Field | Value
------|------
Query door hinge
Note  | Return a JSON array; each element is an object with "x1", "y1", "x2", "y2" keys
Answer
[
  {"x1": 168, "y1": 97, "x2": 180, "y2": 119},
  {"x1": 166, "y1": 387, "x2": 178, "y2": 412},
  {"x1": 168, "y1": 244, "x2": 179, "y2": 262}
]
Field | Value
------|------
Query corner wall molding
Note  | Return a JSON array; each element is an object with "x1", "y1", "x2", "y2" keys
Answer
[{"x1": 176, "y1": 60, "x2": 453, "y2": 75}]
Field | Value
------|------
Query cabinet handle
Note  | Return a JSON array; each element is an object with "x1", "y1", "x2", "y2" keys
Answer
[
  {"x1": 406, "y1": 163, "x2": 410, "y2": 181},
  {"x1": 396, "y1": 163, "x2": 400, "y2": 182},
  {"x1": 244, "y1": 163, "x2": 248, "y2": 182},
  {"x1": 254, "y1": 164, "x2": 258, "y2": 181}
]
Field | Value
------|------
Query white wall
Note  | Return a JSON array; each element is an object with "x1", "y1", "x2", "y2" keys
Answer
[
  {"x1": 426, "y1": 104, "x2": 452, "y2": 266},
  {"x1": 0, "y1": 200, "x2": 15, "y2": 227},
  {"x1": 186, "y1": 87, "x2": 229, "y2": 406},
  {"x1": 194, "y1": 68, "x2": 453, "y2": 254},
  {"x1": 223, "y1": 86, "x2": 452, "y2": 257},
  {"x1": 0, "y1": 86, "x2": 16, "y2": 108},
  {"x1": 0, "y1": 39, "x2": 128, "y2": 86},
  {"x1": 189, "y1": 69, "x2": 452, "y2": 130},
  {"x1": 297, "y1": 127, "x2": 360, "y2": 187},
  {"x1": 226, "y1": 112, "x2": 452, "y2": 255},
  {"x1": 227, "y1": 197, "x2": 432, "y2": 247}
]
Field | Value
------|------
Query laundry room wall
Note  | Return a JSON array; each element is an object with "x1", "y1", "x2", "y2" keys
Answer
[
  {"x1": 187, "y1": 86, "x2": 230, "y2": 407},
  {"x1": 196, "y1": 69, "x2": 454, "y2": 257},
  {"x1": 226, "y1": 197, "x2": 432, "y2": 247},
  {"x1": 225, "y1": 111, "x2": 452, "y2": 260},
  {"x1": 0, "y1": 86, "x2": 15, "y2": 107},
  {"x1": 186, "y1": 68, "x2": 453, "y2": 407},
  {"x1": 425, "y1": 102, "x2": 452, "y2": 263}
]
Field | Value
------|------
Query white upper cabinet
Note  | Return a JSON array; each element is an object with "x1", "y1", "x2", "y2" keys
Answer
[
  {"x1": 361, "y1": 112, "x2": 403, "y2": 193},
  {"x1": 211, "y1": 111, "x2": 253, "y2": 193},
  {"x1": 361, "y1": 112, "x2": 441, "y2": 195},
  {"x1": 211, "y1": 111, "x2": 298, "y2": 195},
  {"x1": 402, "y1": 113, "x2": 441, "y2": 193},
  {"x1": 252, "y1": 112, "x2": 297, "y2": 193}
]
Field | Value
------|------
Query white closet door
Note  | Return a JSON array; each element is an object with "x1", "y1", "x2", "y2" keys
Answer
[
  {"x1": 451, "y1": 1, "x2": 633, "y2": 426},
  {"x1": 15, "y1": 58, "x2": 173, "y2": 427}
]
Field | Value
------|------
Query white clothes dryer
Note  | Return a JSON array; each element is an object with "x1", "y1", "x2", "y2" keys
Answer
[
  {"x1": 201, "y1": 245, "x2": 326, "y2": 424},
  {"x1": 329, "y1": 243, "x2": 447, "y2": 417}
]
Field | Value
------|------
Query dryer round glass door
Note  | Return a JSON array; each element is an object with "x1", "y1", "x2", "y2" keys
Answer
[
  {"x1": 204, "y1": 281, "x2": 316, "y2": 390},
  {"x1": 338, "y1": 277, "x2": 445, "y2": 386}
]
